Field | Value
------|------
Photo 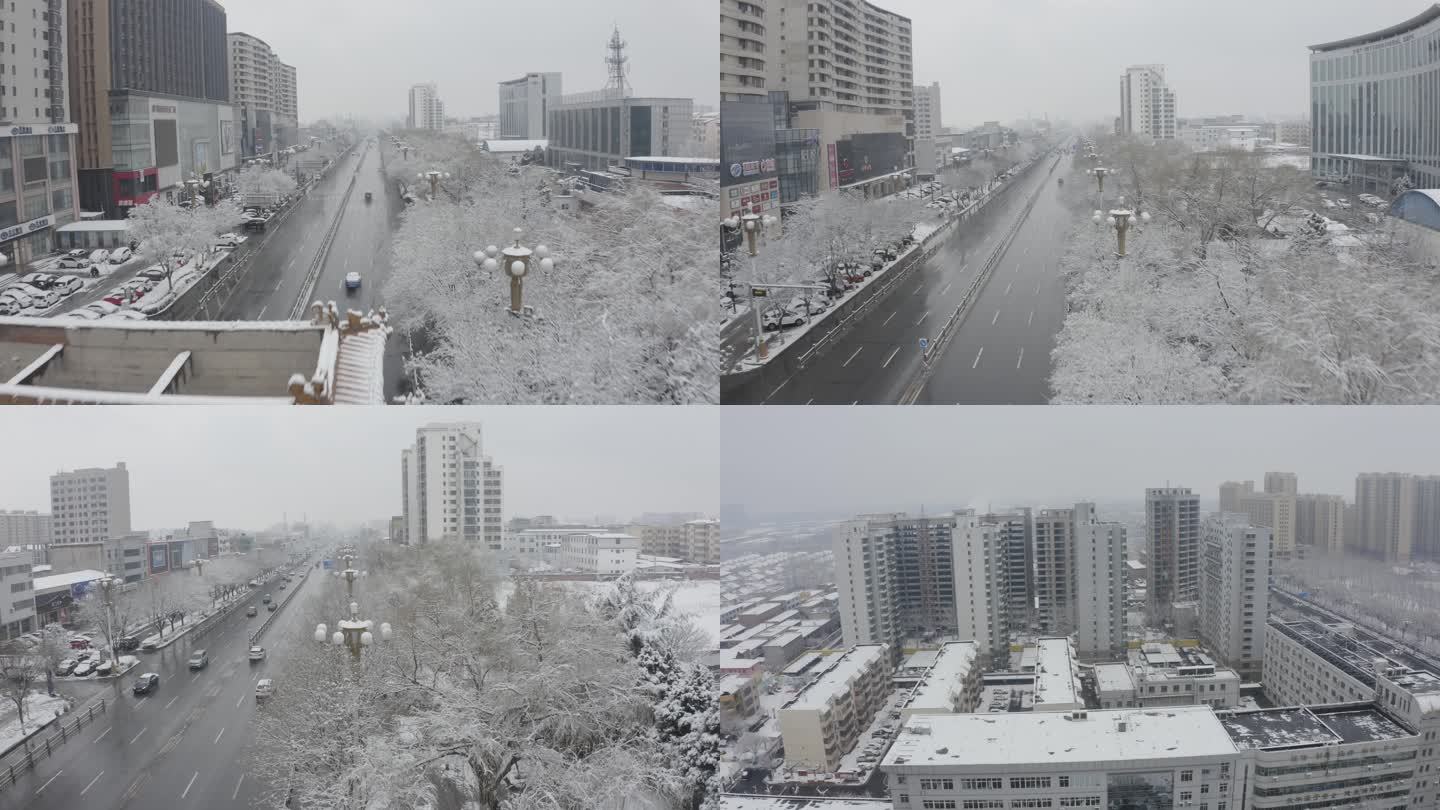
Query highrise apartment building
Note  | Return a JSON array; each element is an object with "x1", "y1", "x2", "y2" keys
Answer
[
  {"x1": 0, "y1": 511, "x2": 51, "y2": 547},
  {"x1": 1218, "y1": 479, "x2": 1296, "y2": 558},
  {"x1": 981, "y1": 508, "x2": 1033, "y2": 632},
  {"x1": 949, "y1": 512, "x2": 1009, "y2": 664},
  {"x1": 1413, "y1": 475, "x2": 1440, "y2": 559},
  {"x1": 1295, "y1": 493, "x2": 1345, "y2": 554},
  {"x1": 719, "y1": 0, "x2": 768, "y2": 102},
  {"x1": 1145, "y1": 487, "x2": 1200, "y2": 623},
  {"x1": 1356, "y1": 472, "x2": 1416, "y2": 563},
  {"x1": 400, "y1": 424, "x2": 503, "y2": 550},
  {"x1": 2, "y1": 0, "x2": 68, "y2": 124},
  {"x1": 1119, "y1": 63, "x2": 1177, "y2": 140},
  {"x1": 1032, "y1": 508, "x2": 1075, "y2": 634},
  {"x1": 912, "y1": 81, "x2": 941, "y2": 139},
  {"x1": 1199, "y1": 513, "x2": 1271, "y2": 680},
  {"x1": 626, "y1": 519, "x2": 719, "y2": 564},
  {"x1": 228, "y1": 32, "x2": 298, "y2": 155},
  {"x1": 408, "y1": 83, "x2": 445, "y2": 130},
  {"x1": 68, "y1": 0, "x2": 235, "y2": 218},
  {"x1": 1073, "y1": 502, "x2": 1126, "y2": 661},
  {"x1": 497, "y1": 73, "x2": 561, "y2": 140},
  {"x1": 49, "y1": 462, "x2": 131, "y2": 545}
]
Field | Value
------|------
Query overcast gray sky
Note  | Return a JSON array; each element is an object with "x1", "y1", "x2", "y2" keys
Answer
[
  {"x1": 885, "y1": 0, "x2": 1427, "y2": 128},
  {"x1": 224, "y1": 0, "x2": 715, "y2": 122},
  {"x1": 722, "y1": 407, "x2": 1440, "y2": 515},
  {"x1": 0, "y1": 407, "x2": 717, "y2": 530}
]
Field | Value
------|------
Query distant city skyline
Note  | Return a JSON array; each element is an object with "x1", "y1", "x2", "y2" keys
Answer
[
  {"x1": 225, "y1": 0, "x2": 713, "y2": 121},
  {"x1": 722, "y1": 407, "x2": 1440, "y2": 516},
  {"x1": 0, "y1": 408, "x2": 717, "y2": 530}
]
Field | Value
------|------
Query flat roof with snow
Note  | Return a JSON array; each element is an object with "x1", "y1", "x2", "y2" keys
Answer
[
  {"x1": 33, "y1": 568, "x2": 108, "y2": 591},
  {"x1": 719, "y1": 797, "x2": 890, "y2": 810},
  {"x1": 785, "y1": 645, "x2": 888, "y2": 711},
  {"x1": 904, "y1": 641, "x2": 977, "y2": 712},
  {"x1": 1220, "y1": 705, "x2": 1410, "y2": 750},
  {"x1": 1094, "y1": 662, "x2": 1136, "y2": 693},
  {"x1": 1034, "y1": 637, "x2": 1082, "y2": 707},
  {"x1": 883, "y1": 706, "x2": 1238, "y2": 768}
]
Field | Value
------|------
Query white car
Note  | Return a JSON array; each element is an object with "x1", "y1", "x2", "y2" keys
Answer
[
  {"x1": 104, "y1": 310, "x2": 148, "y2": 321},
  {"x1": 216, "y1": 233, "x2": 242, "y2": 247},
  {"x1": 84, "y1": 300, "x2": 120, "y2": 316},
  {"x1": 0, "y1": 290, "x2": 34, "y2": 309},
  {"x1": 108, "y1": 247, "x2": 134, "y2": 264},
  {"x1": 57, "y1": 249, "x2": 90, "y2": 269},
  {"x1": 12, "y1": 285, "x2": 58, "y2": 308},
  {"x1": 249, "y1": 646, "x2": 266, "y2": 661},
  {"x1": 344, "y1": 272, "x2": 361, "y2": 289},
  {"x1": 88, "y1": 249, "x2": 111, "y2": 264},
  {"x1": 58, "y1": 308, "x2": 102, "y2": 320},
  {"x1": 53, "y1": 276, "x2": 83, "y2": 295}
]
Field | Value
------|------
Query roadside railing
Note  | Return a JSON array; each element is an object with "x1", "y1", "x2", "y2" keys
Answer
[
  {"x1": 0, "y1": 695, "x2": 107, "y2": 792},
  {"x1": 289, "y1": 172, "x2": 358, "y2": 319},
  {"x1": 249, "y1": 567, "x2": 311, "y2": 647}
]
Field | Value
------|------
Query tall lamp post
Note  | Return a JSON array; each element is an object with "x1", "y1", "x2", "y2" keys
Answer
[
  {"x1": 1087, "y1": 166, "x2": 1111, "y2": 194},
  {"x1": 418, "y1": 170, "x2": 449, "y2": 198},
  {"x1": 722, "y1": 212, "x2": 778, "y2": 361},
  {"x1": 1092, "y1": 200, "x2": 1149, "y2": 258},
  {"x1": 474, "y1": 227, "x2": 554, "y2": 318},
  {"x1": 96, "y1": 575, "x2": 120, "y2": 672}
]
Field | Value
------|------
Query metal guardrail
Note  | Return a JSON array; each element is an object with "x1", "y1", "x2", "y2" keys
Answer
[
  {"x1": 0, "y1": 695, "x2": 107, "y2": 792},
  {"x1": 249, "y1": 568, "x2": 310, "y2": 647},
  {"x1": 898, "y1": 153, "x2": 1065, "y2": 404},
  {"x1": 288, "y1": 170, "x2": 358, "y2": 319}
]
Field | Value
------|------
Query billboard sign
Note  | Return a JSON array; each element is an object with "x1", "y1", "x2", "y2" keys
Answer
[
  {"x1": 720, "y1": 100, "x2": 781, "y2": 219},
  {"x1": 149, "y1": 543, "x2": 169, "y2": 574},
  {"x1": 835, "y1": 132, "x2": 908, "y2": 187}
]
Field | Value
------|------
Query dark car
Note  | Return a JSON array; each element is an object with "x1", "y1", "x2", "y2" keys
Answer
[
  {"x1": 132, "y1": 672, "x2": 160, "y2": 695},
  {"x1": 267, "y1": 603, "x2": 278, "y2": 612},
  {"x1": 246, "y1": 606, "x2": 258, "y2": 617},
  {"x1": 116, "y1": 635, "x2": 141, "y2": 652},
  {"x1": 56, "y1": 658, "x2": 78, "y2": 676}
]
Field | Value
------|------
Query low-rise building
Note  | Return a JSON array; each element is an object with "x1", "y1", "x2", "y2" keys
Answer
[
  {"x1": 0, "y1": 550, "x2": 36, "y2": 639},
  {"x1": 1097, "y1": 646, "x2": 1242, "y2": 709},
  {"x1": 778, "y1": 644, "x2": 891, "y2": 773},
  {"x1": 30, "y1": 568, "x2": 105, "y2": 628},
  {"x1": 0, "y1": 511, "x2": 51, "y2": 548},
  {"x1": 719, "y1": 674, "x2": 762, "y2": 730},
  {"x1": 899, "y1": 641, "x2": 981, "y2": 720},
  {"x1": 1264, "y1": 617, "x2": 1392, "y2": 706}
]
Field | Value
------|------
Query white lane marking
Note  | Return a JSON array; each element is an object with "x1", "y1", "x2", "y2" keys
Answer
[
  {"x1": 130, "y1": 727, "x2": 147, "y2": 745},
  {"x1": 181, "y1": 770, "x2": 199, "y2": 799},
  {"x1": 804, "y1": 398, "x2": 813, "y2": 405},
  {"x1": 1017, "y1": 348, "x2": 1025, "y2": 369},
  {"x1": 992, "y1": 310, "x2": 1000, "y2": 325},
  {"x1": 136, "y1": 697, "x2": 148, "y2": 708},
  {"x1": 236, "y1": 693, "x2": 246, "y2": 709},
  {"x1": 915, "y1": 311, "x2": 928, "y2": 326},
  {"x1": 973, "y1": 347, "x2": 985, "y2": 369},
  {"x1": 257, "y1": 305, "x2": 268, "y2": 320},
  {"x1": 851, "y1": 400, "x2": 859, "y2": 406},
  {"x1": 959, "y1": 263, "x2": 969, "y2": 274},
  {"x1": 842, "y1": 347, "x2": 863, "y2": 367},
  {"x1": 882, "y1": 310, "x2": 896, "y2": 326},
  {"x1": 93, "y1": 726, "x2": 112, "y2": 744},
  {"x1": 767, "y1": 379, "x2": 788, "y2": 400},
  {"x1": 940, "y1": 282, "x2": 952, "y2": 297},
  {"x1": 1035, "y1": 283, "x2": 1041, "y2": 295},
  {"x1": 911, "y1": 283, "x2": 923, "y2": 296},
  {"x1": 81, "y1": 770, "x2": 104, "y2": 796},
  {"x1": 214, "y1": 727, "x2": 225, "y2": 745},
  {"x1": 35, "y1": 770, "x2": 63, "y2": 794},
  {"x1": 1024, "y1": 246, "x2": 1030, "y2": 256},
  {"x1": 1028, "y1": 310, "x2": 1035, "y2": 326},
  {"x1": 1004, "y1": 282, "x2": 1013, "y2": 296},
  {"x1": 166, "y1": 696, "x2": 178, "y2": 709},
  {"x1": 883, "y1": 346, "x2": 902, "y2": 368},
  {"x1": 232, "y1": 774, "x2": 245, "y2": 801}
]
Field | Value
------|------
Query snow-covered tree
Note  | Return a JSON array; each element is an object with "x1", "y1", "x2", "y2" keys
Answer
[
  {"x1": 125, "y1": 198, "x2": 243, "y2": 293},
  {"x1": 234, "y1": 165, "x2": 298, "y2": 201},
  {"x1": 0, "y1": 655, "x2": 40, "y2": 730},
  {"x1": 384, "y1": 165, "x2": 713, "y2": 403},
  {"x1": 74, "y1": 584, "x2": 141, "y2": 670}
]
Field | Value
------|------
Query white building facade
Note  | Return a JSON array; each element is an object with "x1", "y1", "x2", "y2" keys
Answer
[
  {"x1": 778, "y1": 643, "x2": 891, "y2": 772},
  {"x1": 720, "y1": 0, "x2": 768, "y2": 102},
  {"x1": 0, "y1": 510, "x2": 51, "y2": 547},
  {"x1": 0, "y1": 549, "x2": 35, "y2": 639},
  {"x1": 498, "y1": 73, "x2": 561, "y2": 140},
  {"x1": 400, "y1": 423, "x2": 503, "y2": 550},
  {"x1": 408, "y1": 83, "x2": 445, "y2": 130},
  {"x1": 1119, "y1": 64, "x2": 1177, "y2": 141},
  {"x1": 1198, "y1": 513, "x2": 1271, "y2": 680},
  {"x1": 1073, "y1": 502, "x2": 1126, "y2": 661},
  {"x1": 49, "y1": 462, "x2": 130, "y2": 545}
]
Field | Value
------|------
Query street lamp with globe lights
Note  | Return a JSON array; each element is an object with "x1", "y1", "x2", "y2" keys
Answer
[
  {"x1": 1087, "y1": 166, "x2": 1112, "y2": 194},
  {"x1": 474, "y1": 227, "x2": 553, "y2": 318},
  {"x1": 95, "y1": 575, "x2": 122, "y2": 673},
  {"x1": 1092, "y1": 198, "x2": 1148, "y2": 258},
  {"x1": 314, "y1": 601, "x2": 391, "y2": 659},
  {"x1": 418, "y1": 170, "x2": 449, "y2": 198}
]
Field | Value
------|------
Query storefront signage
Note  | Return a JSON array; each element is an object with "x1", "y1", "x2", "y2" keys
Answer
[
  {"x1": 151, "y1": 105, "x2": 177, "y2": 114},
  {"x1": 0, "y1": 214, "x2": 54, "y2": 243},
  {"x1": 8, "y1": 123, "x2": 76, "y2": 136}
]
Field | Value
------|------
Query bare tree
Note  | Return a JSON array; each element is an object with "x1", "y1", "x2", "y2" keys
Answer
[{"x1": 0, "y1": 655, "x2": 41, "y2": 731}]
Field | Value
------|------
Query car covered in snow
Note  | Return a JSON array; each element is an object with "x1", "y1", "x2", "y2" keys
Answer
[{"x1": 344, "y1": 272, "x2": 361, "y2": 289}]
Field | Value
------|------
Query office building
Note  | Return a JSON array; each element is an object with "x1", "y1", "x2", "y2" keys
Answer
[
  {"x1": 1309, "y1": 5, "x2": 1440, "y2": 191},
  {"x1": 1145, "y1": 487, "x2": 1201, "y2": 623},
  {"x1": 498, "y1": 73, "x2": 561, "y2": 140},
  {"x1": 1119, "y1": 64, "x2": 1177, "y2": 140},
  {"x1": 68, "y1": 0, "x2": 235, "y2": 218},
  {"x1": 515, "y1": 528, "x2": 639, "y2": 574},
  {"x1": 408, "y1": 83, "x2": 445, "y2": 130},
  {"x1": 1073, "y1": 503, "x2": 1126, "y2": 661},
  {"x1": 49, "y1": 462, "x2": 130, "y2": 545},
  {"x1": 545, "y1": 94, "x2": 695, "y2": 171},
  {"x1": 912, "y1": 82, "x2": 941, "y2": 140},
  {"x1": 626, "y1": 519, "x2": 719, "y2": 564},
  {"x1": 777, "y1": 643, "x2": 890, "y2": 772},
  {"x1": 1264, "y1": 472, "x2": 1297, "y2": 496},
  {"x1": 0, "y1": 549, "x2": 35, "y2": 639},
  {"x1": 1218, "y1": 480, "x2": 1296, "y2": 558},
  {"x1": 720, "y1": 0, "x2": 768, "y2": 102},
  {"x1": 1198, "y1": 513, "x2": 1271, "y2": 680},
  {"x1": 1294, "y1": 492, "x2": 1345, "y2": 554},
  {"x1": 0, "y1": 510, "x2": 51, "y2": 547},
  {"x1": 400, "y1": 424, "x2": 503, "y2": 550},
  {"x1": 1094, "y1": 647, "x2": 1242, "y2": 709},
  {"x1": 1355, "y1": 472, "x2": 1416, "y2": 562}
]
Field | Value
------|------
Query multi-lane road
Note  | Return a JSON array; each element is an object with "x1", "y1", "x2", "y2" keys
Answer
[
  {"x1": 1, "y1": 567, "x2": 322, "y2": 810},
  {"x1": 745, "y1": 150, "x2": 1074, "y2": 405}
]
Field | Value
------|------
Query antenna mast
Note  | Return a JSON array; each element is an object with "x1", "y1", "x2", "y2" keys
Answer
[{"x1": 604, "y1": 25, "x2": 632, "y2": 98}]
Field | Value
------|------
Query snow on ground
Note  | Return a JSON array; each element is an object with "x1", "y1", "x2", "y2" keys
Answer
[
  {"x1": 0, "y1": 692, "x2": 69, "y2": 754},
  {"x1": 497, "y1": 578, "x2": 720, "y2": 648},
  {"x1": 720, "y1": 798, "x2": 890, "y2": 809}
]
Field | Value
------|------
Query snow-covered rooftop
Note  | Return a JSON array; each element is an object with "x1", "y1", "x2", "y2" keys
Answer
[
  {"x1": 55, "y1": 219, "x2": 129, "y2": 232},
  {"x1": 1126, "y1": 559, "x2": 1146, "y2": 570},
  {"x1": 1094, "y1": 662, "x2": 1136, "y2": 694},
  {"x1": 33, "y1": 568, "x2": 107, "y2": 591},
  {"x1": 785, "y1": 645, "x2": 888, "y2": 711},
  {"x1": 479, "y1": 139, "x2": 548, "y2": 153},
  {"x1": 904, "y1": 641, "x2": 977, "y2": 713},
  {"x1": 1034, "y1": 637, "x2": 1083, "y2": 708},
  {"x1": 1220, "y1": 705, "x2": 1410, "y2": 750},
  {"x1": 719, "y1": 797, "x2": 890, "y2": 810},
  {"x1": 883, "y1": 706, "x2": 1237, "y2": 768},
  {"x1": 626, "y1": 156, "x2": 720, "y2": 166}
]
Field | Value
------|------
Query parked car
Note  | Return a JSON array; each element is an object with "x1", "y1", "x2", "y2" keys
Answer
[
  {"x1": 187, "y1": 649, "x2": 209, "y2": 670},
  {"x1": 58, "y1": 308, "x2": 101, "y2": 320},
  {"x1": 139, "y1": 267, "x2": 168, "y2": 281},
  {"x1": 106, "y1": 247, "x2": 133, "y2": 264},
  {"x1": 0, "y1": 300, "x2": 18, "y2": 316},
  {"x1": 116, "y1": 635, "x2": 141, "y2": 652},
  {"x1": 12, "y1": 285, "x2": 58, "y2": 308},
  {"x1": 249, "y1": 646, "x2": 266, "y2": 661},
  {"x1": 1337, "y1": 198, "x2": 1352, "y2": 209},
  {"x1": 72, "y1": 660, "x2": 95, "y2": 677},
  {"x1": 84, "y1": 301, "x2": 120, "y2": 316},
  {"x1": 57, "y1": 658, "x2": 78, "y2": 676},
  {"x1": 215, "y1": 233, "x2": 241, "y2": 247},
  {"x1": 0, "y1": 290, "x2": 34, "y2": 309},
  {"x1": 133, "y1": 672, "x2": 160, "y2": 695},
  {"x1": 88, "y1": 249, "x2": 111, "y2": 265},
  {"x1": 57, "y1": 249, "x2": 91, "y2": 269},
  {"x1": 20, "y1": 273, "x2": 55, "y2": 289},
  {"x1": 255, "y1": 678, "x2": 275, "y2": 702},
  {"x1": 94, "y1": 659, "x2": 115, "y2": 676},
  {"x1": 53, "y1": 276, "x2": 83, "y2": 295}
]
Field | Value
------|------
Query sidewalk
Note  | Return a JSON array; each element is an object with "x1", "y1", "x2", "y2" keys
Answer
[{"x1": 0, "y1": 693, "x2": 69, "y2": 757}]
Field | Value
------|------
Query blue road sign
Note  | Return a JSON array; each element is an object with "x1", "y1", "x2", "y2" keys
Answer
[{"x1": 919, "y1": 338, "x2": 929, "y2": 351}]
